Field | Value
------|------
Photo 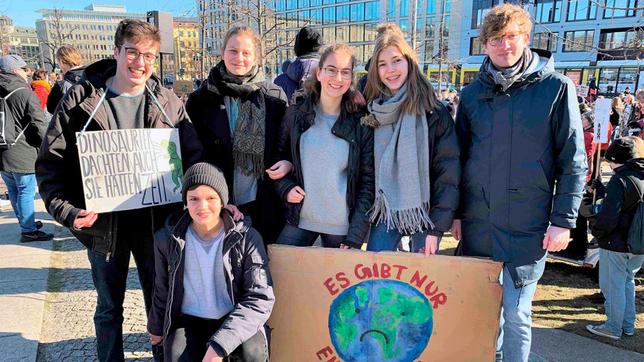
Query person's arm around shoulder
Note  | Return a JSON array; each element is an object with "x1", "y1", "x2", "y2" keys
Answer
[
  {"x1": 428, "y1": 105, "x2": 461, "y2": 236},
  {"x1": 272, "y1": 104, "x2": 300, "y2": 202},
  {"x1": 544, "y1": 77, "x2": 588, "y2": 251},
  {"x1": 208, "y1": 227, "x2": 275, "y2": 357},
  {"x1": 451, "y1": 91, "x2": 473, "y2": 241},
  {"x1": 345, "y1": 117, "x2": 375, "y2": 249}
]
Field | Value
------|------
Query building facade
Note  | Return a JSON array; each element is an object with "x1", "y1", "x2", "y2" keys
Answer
[
  {"x1": 460, "y1": 0, "x2": 642, "y2": 94},
  {"x1": 36, "y1": 4, "x2": 145, "y2": 71},
  {"x1": 200, "y1": 0, "x2": 461, "y2": 77},
  {"x1": 9, "y1": 27, "x2": 41, "y2": 67},
  {"x1": 173, "y1": 17, "x2": 202, "y2": 80}
]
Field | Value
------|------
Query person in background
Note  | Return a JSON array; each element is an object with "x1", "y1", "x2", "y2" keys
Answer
[
  {"x1": 273, "y1": 26, "x2": 323, "y2": 103},
  {"x1": 362, "y1": 24, "x2": 460, "y2": 255},
  {"x1": 452, "y1": 5, "x2": 586, "y2": 361},
  {"x1": 274, "y1": 44, "x2": 374, "y2": 249},
  {"x1": 30, "y1": 69, "x2": 50, "y2": 111},
  {"x1": 186, "y1": 26, "x2": 288, "y2": 245},
  {"x1": 46, "y1": 45, "x2": 85, "y2": 114},
  {"x1": 587, "y1": 137, "x2": 644, "y2": 340},
  {"x1": 0, "y1": 55, "x2": 52, "y2": 243}
]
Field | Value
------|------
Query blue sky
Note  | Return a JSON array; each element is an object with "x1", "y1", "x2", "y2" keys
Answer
[{"x1": 4, "y1": 0, "x2": 196, "y2": 27}]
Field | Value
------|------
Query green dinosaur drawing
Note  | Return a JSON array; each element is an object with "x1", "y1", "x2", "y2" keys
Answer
[{"x1": 160, "y1": 140, "x2": 182, "y2": 192}]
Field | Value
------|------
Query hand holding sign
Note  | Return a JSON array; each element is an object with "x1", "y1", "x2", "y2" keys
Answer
[{"x1": 73, "y1": 209, "x2": 98, "y2": 229}]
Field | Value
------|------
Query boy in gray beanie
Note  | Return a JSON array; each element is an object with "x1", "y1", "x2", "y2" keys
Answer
[{"x1": 148, "y1": 162, "x2": 274, "y2": 361}]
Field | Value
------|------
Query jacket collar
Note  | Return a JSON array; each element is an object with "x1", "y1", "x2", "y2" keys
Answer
[
  {"x1": 76, "y1": 59, "x2": 171, "y2": 131},
  {"x1": 166, "y1": 208, "x2": 250, "y2": 254},
  {"x1": 477, "y1": 48, "x2": 555, "y2": 98},
  {"x1": 294, "y1": 95, "x2": 361, "y2": 143}
]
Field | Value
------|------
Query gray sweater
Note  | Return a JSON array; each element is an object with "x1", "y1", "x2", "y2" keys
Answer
[{"x1": 298, "y1": 108, "x2": 350, "y2": 235}]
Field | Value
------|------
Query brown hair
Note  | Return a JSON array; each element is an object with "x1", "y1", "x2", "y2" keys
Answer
[
  {"x1": 221, "y1": 26, "x2": 262, "y2": 63},
  {"x1": 32, "y1": 69, "x2": 48, "y2": 81},
  {"x1": 55, "y1": 45, "x2": 82, "y2": 67},
  {"x1": 479, "y1": 4, "x2": 533, "y2": 44},
  {"x1": 611, "y1": 96, "x2": 624, "y2": 111},
  {"x1": 622, "y1": 136, "x2": 644, "y2": 158},
  {"x1": 114, "y1": 19, "x2": 161, "y2": 49},
  {"x1": 363, "y1": 24, "x2": 438, "y2": 116},
  {"x1": 303, "y1": 43, "x2": 362, "y2": 113}
]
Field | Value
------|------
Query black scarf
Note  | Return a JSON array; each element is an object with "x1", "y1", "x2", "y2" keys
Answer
[{"x1": 207, "y1": 61, "x2": 267, "y2": 179}]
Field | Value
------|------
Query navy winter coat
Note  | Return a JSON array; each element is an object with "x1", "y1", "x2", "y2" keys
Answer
[{"x1": 455, "y1": 49, "x2": 587, "y2": 287}]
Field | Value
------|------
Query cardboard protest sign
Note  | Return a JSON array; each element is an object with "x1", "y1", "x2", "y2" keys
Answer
[
  {"x1": 594, "y1": 98, "x2": 611, "y2": 144},
  {"x1": 76, "y1": 129, "x2": 183, "y2": 213},
  {"x1": 267, "y1": 246, "x2": 503, "y2": 362},
  {"x1": 173, "y1": 80, "x2": 193, "y2": 97}
]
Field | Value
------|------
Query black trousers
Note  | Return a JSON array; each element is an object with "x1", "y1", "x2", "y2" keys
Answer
[{"x1": 166, "y1": 314, "x2": 268, "y2": 362}]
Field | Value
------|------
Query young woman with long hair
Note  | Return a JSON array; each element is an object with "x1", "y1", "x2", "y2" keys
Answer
[
  {"x1": 362, "y1": 24, "x2": 460, "y2": 255},
  {"x1": 274, "y1": 44, "x2": 374, "y2": 248},
  {"x1": 186, "y1": 26, "x2": 289, "y2": 244}
]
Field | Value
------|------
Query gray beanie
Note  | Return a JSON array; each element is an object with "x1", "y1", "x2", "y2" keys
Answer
[{"x1": 182, "y1": 162, "x2": 229, "y2": 205}]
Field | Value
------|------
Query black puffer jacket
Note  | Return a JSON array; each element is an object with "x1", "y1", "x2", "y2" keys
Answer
[
  {"x1": 147, "y1": 209, "x2": 274, "y2": 358},
  {"x1": 36, "y1": 59, "x2": 204, "y2": 256},
  {"x1": 274, "y1": 96, "x2": 374, "y2": 248},
  {"x1": 592, "y1": 158, "x2": 644, "y2": 252},
  {"x1": 186, "y1": 67, "x2": 288, "y2": 243},
  {"x1": 0, "y1": 72, "x2": 47, "y2": 173},
  {"x1": 46, "y1": 66, "x2": 85, "y2": 114}
]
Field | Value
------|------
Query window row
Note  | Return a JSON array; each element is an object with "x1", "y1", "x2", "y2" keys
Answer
[{"x1": 475, "y1": 0, "x2": 639, "y2": 28}]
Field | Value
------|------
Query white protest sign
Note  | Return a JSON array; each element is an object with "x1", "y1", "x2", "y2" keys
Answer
[
  {"x1": 594, "y1": 99, "x2": 611, "y2": 144},
  {"x1": 76, "y1": 129, "x2": 183, "y2": 213},
  {"x1": 576, "y1": 84, "x2": 589, "y2": 97}
]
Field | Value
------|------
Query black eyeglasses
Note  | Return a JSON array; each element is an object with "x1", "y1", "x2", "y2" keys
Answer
[
  {"x1": 122, "y1": 46, "x2": 158, "y2": 64},
  {"x1": 322, "y1": 66, "x2": 353, "y2": 80}
]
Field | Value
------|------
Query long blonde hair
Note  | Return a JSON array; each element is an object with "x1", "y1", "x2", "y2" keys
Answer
[{"x1": 363, "y1": 24, "x2": 438, "y2": 116}]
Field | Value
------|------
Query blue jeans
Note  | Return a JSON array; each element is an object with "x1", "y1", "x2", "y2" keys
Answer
[
  {"x1": 496, "y1": 265, "x2": 540, "y2": 362},
  {"x1": 1, "y1": 171, "x2": 37, "y2": 233},
  {"x1": 87, "y1": 211, "x2": 155, "y2": 362},
  {"x1": 276, "y1": 224, "x2": 346, "y2": 248},
  {"x1": 366, "y1": 222, "x2": 428, "y2": 252},
  {"x1": 598, "y1": 248, "x2": 644, "y2": 336}
]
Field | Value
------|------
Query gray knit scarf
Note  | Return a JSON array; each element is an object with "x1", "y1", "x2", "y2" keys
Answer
[
  {"x1": 483, "y1": 47, "x2": 535, "y2": 92},
  {"x1": 364, "y1": 84, "x2": 433, "y2": 234},
  {"x1": 207, "y1": 61, "x2": 267, "y2": 179}
]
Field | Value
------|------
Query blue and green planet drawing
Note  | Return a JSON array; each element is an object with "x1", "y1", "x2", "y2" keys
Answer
[{"x1": 328, "y1": 279, "x2": 433, "y2": 362}]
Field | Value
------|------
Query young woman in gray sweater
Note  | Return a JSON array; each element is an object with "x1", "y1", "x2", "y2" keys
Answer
[{"x1": 274, "y1": 44, "x2": 375, "y2": 249}]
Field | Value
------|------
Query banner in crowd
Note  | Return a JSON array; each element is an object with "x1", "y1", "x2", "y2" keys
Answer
[
  {"x1": 594, "y1": 98, "x2": 611, "y2": 144},
  {"x1": 76, "y1": 129, "x2": 183, "y2": 213},
  {"x1": 576, "y1": 84, "x2": 589, "y2": 97},
  {"x1": 267, "y1": 246, "x2": 503, "y2": 362}
]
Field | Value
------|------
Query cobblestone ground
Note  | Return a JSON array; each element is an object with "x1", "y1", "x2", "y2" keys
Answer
[{"x1": 37, "y1": 226, "x2": 152, "y2": 361}]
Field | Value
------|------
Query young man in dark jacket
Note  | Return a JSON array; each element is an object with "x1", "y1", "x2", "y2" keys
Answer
[
  {"x1": 587, "y1": 137, "x2": 644, "y2": 340},
  {"x1": 0, "y1": 54, "x2": 53, "y2": 242},
  {"x1": 453, "y1": 5, "x2": 587, "y2": 361},
  {"x1": 35, "y1": 20, "x2": 202, "y2": 361},
  {"x1": 148, "y1": 162, "x2": 274, "y2": 361}
]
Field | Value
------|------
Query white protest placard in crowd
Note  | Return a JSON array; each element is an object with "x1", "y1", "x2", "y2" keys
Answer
[
  {"x1": 594, "y1": 99, "x2": 611, "y2": 144},
  {"x1": 76, "y1": 129, "x2": 183, "y2": 213},
  {"x1": 576, "y1": 84, "x2": 589, "y2": 97}
]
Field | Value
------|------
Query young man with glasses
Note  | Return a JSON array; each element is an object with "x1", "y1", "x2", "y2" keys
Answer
[
  {"x1": 452, "y1": 4, "x2": 586, "y2": 362},
  {"x1": 36, "y1": 19, "x2": 203, "y2": 362}
]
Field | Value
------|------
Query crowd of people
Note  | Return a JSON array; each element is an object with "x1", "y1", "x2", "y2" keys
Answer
[{"x1": 0, "y1": 3, "x2": 642, "y2": 362}]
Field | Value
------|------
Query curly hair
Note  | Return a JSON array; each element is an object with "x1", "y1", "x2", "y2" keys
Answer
[{"x1": 479, "y1": 4, "x2": 532, "y2": 44}]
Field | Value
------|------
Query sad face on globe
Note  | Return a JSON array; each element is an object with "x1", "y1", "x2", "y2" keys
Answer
[{"x1": 328, "y1": 279, "x2": 433, "y2": 362}]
